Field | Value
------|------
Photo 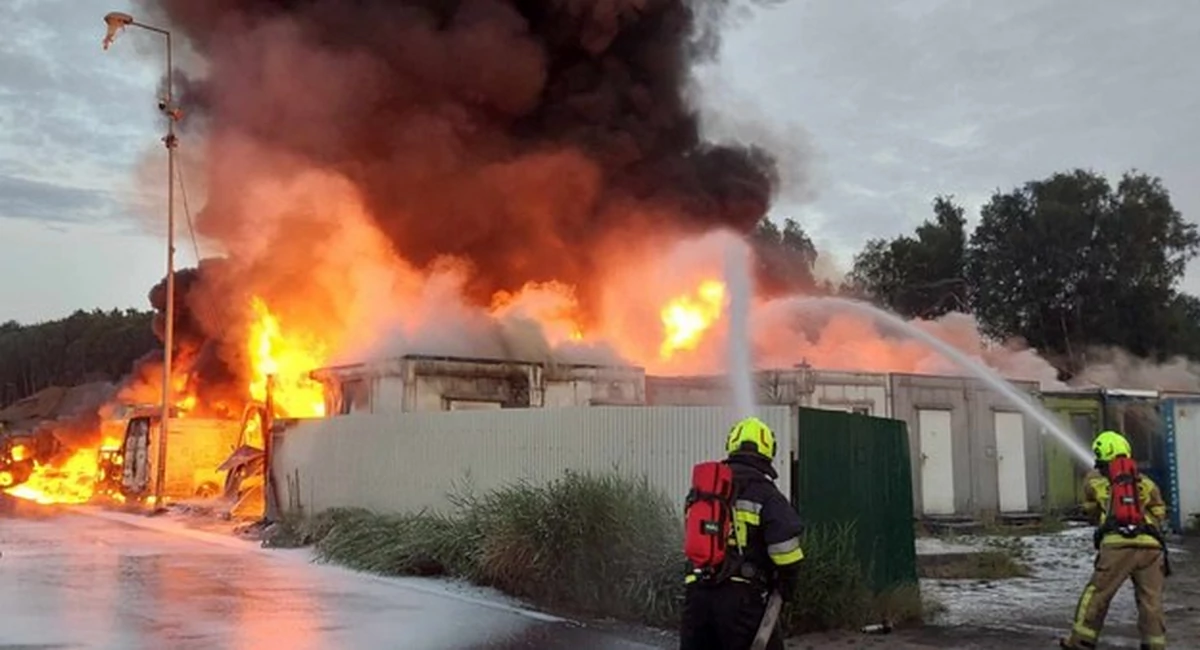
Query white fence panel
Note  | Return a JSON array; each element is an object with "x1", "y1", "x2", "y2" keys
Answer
[{"x1": 272, "y1": 405, "x2": 794, "y2": 516}]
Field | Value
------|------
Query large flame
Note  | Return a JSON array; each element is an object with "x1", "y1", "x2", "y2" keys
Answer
[
  {"x1": 660, "y1": 280, "x2": 727, "y2": 360},
  {"x1": 4, "y1": 437, "x2": 123, "y2": 505},
  {"x1": 489, "y1": 281, "x2": 586, "y2": 346},
  {"x1": 247, "y1": 296, "x2": 328, "y2": 418},
  {"x1": 2, "y1": 295, "x2": 331, "y2": 507}
]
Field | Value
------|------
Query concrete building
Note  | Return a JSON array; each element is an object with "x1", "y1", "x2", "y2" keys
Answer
[
  {"x1": 310, "y1": 355, "x2": 646, "y2": 415},
  {"x1": 888, "y1": 373, "x2": 1043, "y2": 521},
  {"x1": 306, "y1": 356, "x2": 1045, "y2": 520},
  {"x1": 647, "y1": 368, "x2": 1044, "y2": 520},
  {"x1": 646, "y1": 366, "x2": 891, "y2": 417}
]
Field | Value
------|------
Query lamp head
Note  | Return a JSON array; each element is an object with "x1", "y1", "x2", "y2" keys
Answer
[{"x1": 103, "y1": 12, "x2": 134, "y2": 50}]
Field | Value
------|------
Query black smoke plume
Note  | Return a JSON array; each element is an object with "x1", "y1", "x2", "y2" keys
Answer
[
  {"x1": 126, "y1": 260, "x2": 245, "y2": 418},
  {"x1": 138, "y1": 0, "x2": 781, "y2": 318}
]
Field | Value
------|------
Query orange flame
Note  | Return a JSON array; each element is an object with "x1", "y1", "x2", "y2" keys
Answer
[
  {"x1": 4, "y1": 437, "x2": 124, "y2": 505},
  {"x1": 489, "y1": 281, "x2": 587, "y2": 346},
  {"x1": 247, "y1": 296, "x2": 328, "y2": 418},
  {"x1": 659, "y1": 280, "x2": 726, "y2": 360},
  {"x1": 9, "y1": 444, "x2": 30, "y2": 462}
]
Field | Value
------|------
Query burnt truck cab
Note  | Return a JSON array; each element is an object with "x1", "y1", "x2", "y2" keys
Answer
[
  {"x1": 216, "y1": 405, "x2": 276, "y2": 519},
  {"x1": 116, "y1": 406, "x2": 250, "y2": 504}
]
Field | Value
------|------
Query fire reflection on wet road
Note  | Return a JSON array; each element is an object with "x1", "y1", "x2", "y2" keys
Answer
[{"x1": 0, "y1": 501, "x2": 669, "y2": 650}]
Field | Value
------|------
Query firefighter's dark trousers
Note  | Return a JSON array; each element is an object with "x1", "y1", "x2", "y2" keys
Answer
[
  {"x1": 679, "y1": 580, "x2": 783, "y2": 650},
  {"x1": 1065, "y1": 545, "x2": 1167, "y2": 649}
]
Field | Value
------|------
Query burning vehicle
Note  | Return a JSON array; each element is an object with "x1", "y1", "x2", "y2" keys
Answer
[
  {"x1": 0, "y1": 432, "x2": 37, "y2": 490},
  {"x1": 92, "y1": 402, "x2": 269, "y2": 507}
]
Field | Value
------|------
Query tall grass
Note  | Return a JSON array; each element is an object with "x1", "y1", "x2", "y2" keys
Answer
[
  {"x1": 781, "y1": 522, "x2": 872, "y2": 632},
  {"x1": 292, "y1": 470, "x2": 920, "y2": 633}
]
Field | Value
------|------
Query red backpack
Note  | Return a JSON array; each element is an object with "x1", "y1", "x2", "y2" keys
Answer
[
  {"x1": 684, "y1": 460, "x2": 736, "y2": 578},
  {"x1": 1105, "y1": 456, "x2": 1145, "y2": 536}
]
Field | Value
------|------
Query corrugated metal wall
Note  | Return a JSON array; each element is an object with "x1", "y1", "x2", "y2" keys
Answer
[
  {"x1": 271, "y1": 405, "x2": 795, "y2": 516},
  {"x1": 889, "y1": 374, "x2": 1044, "y2": 519}
]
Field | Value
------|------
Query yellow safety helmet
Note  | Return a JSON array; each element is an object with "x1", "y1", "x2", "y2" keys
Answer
[
  {"x1": 726, "y1": 416, "x2": 776, "y2": 460},
  {"x1": 1092, "y1": 430, "x2": 1132, "y2": 462}
]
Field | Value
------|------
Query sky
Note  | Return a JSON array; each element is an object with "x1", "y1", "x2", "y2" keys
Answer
[{"x1": 0, "y1": 0, "x2": 1197, "y2": 324}]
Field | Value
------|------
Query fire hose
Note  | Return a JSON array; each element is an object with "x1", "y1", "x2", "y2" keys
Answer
[{"x1": 750, "y1": 590, "x2": 783, "y2": 650}]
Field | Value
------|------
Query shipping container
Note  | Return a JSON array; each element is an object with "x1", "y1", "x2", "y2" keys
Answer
[
  {"x1": 1162, "y1": 397, "x2": 1200, "y2": 531},
  {"x1": 889, "y1": 373, "x2": 1044, "y2": 519},
  {"x1": 1101, "y1": 390, "x2": 1168, "y2": 498},
  {"x1": 649, "y1": 368, "x2": 1044, "y2": 519},
  {"x1": 1041, "y1": 390, "x2": 1103, "y2": 512}
]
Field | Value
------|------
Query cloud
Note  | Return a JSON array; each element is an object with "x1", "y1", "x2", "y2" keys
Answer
[
  {"x1": 0, "y1": 174, "x2": 115, "y2": 224},
  {"x1": 696, "y1": 0, "x2": 1200, "y2": 288},
  {"x1": 0, "y1": 218, "x2": 165, "y2": 323},
  {"x1": 0, "y1": 0, "x2": 162, "y2": 228}
]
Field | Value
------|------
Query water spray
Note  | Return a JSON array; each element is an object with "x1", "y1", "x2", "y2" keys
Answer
[
  {"x1": 783, "y1": 296, "x2": 1095, "y2": 466},
  {"x1": 723, "y1": 242, "x2": 756, "y2": 419}
]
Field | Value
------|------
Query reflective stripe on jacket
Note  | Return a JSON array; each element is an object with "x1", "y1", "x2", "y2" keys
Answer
[{"x1": 684, "y1": 452, "x2": 805, "y2": 586}]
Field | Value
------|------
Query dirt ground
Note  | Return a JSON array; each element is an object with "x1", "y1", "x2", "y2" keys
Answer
[{"x1": 789, "y1": 531, "x2": 1200, "y2": 649}]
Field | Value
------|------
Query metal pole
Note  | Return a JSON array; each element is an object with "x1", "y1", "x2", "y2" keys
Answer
[
  {"x1": 102, "y1": 14, "x2": 178, "y2": 513},
  {"x1": 153, "y1": 31, "x2": 176, "y2": 512},
  {"x1": 263, "y1": 375, "x2": 279, "y2": 523}
]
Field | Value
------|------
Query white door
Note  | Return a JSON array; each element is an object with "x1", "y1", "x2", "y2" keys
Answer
[
  {"x1": 994, "y1": 411, "x2": 1029, "y2": 513},
  {"x1": 1176, "y1": 404, "x2": 1200, "y2": 530},
  {"x1": 918, "y1": 408, "x2": 955, "y2": 515}
]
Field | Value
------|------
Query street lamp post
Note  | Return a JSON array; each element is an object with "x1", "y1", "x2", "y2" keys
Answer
[{"x1": 103, "y1": 11, "x2": 179, "y2": 513}]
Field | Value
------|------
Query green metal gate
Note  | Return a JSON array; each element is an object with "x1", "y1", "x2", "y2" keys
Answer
[{"x1": 791, "y1": 407, "x2": 917, "y2": 591}]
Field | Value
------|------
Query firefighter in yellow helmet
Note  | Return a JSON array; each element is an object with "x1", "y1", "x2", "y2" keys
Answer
[
  {"x1": 679, "y1": 416, "x2": 805, "y2": 650},
  {"x1": 1061, "y1": 430, "x2": 1170, "y2": 650}
]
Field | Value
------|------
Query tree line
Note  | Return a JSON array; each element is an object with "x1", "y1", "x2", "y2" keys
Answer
[
  {"x1": 758, "y1": 167, "x2": 1200, "y2": 377},
  {"x1": 0, "y1": 309, "x2": 157, "y2": 408},
  {"x1": 1, "y1": 167, "x2": 1194, "y2": 407}
]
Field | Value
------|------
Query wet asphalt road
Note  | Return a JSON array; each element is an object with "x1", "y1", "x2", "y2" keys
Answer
[{"x1": 0, "y1": 499, "x2": 672, "y2": 650}]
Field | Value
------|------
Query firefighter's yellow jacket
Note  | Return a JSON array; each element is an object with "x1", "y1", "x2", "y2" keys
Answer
[{"x1": 1082, "y1": 468, "x2": 1168, "y2": 548}]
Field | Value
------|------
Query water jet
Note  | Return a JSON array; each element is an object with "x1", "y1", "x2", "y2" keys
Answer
[
  {"x1": 778, "y1": 296, "x2": 1095, "y2": 467},
  {"x1": 723, "y1": 242, "x2": 755, "y2": 420}
]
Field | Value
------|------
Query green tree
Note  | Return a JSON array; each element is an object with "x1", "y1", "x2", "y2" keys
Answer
[
  {"x1": 752, "y1": 217, "x2": 825, "y2": 294},
  {"x1": 966, "y1": 169, "x2": 1200, "y2": 370},
  {"x1": 0, "y1": 309, "x2": 158, "y2": 409},
  {"x1": 847, "y1": 195, "x2": 969, "y2": 318}
]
